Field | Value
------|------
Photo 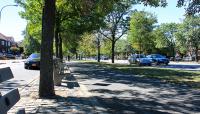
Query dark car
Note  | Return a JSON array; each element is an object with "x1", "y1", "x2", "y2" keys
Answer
[
  {"x1": 147, "y1": 54, "x2": 169, "y2": 65},
  {"x1": 24, "y1": 53, "x2": 40, "y2": 69},
  {"x1": 5, "y1": 53, "x2": 15, "y2": 59}
]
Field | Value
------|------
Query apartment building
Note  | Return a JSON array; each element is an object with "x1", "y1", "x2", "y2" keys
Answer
[{"x1": 0, "y1": 33, "x2": 15, "y2": 53}]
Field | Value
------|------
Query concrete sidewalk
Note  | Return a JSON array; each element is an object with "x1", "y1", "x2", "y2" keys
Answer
[
  {"x1": 8, "y1": 73, "x2": 98, "y2": 114},
  {"x1": 68, "y1": 62, "x2": 200, "y2": 114}
]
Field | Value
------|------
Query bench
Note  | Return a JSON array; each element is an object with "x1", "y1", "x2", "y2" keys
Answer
[
  {"x1": 0, "y1": 67, "x2": 25, "y2": 114},
  {"x1": 59, "y1": 62, "x2": 70, "y2": 75},
  {"x1": 53, "y1": 58, "x2": 70, "y2": 86}
]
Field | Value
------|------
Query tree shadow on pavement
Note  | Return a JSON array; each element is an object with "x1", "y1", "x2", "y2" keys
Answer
[
  {"x1": 35, "y1": 93, "x2": 200, "y2": 114},
  {"x1": 65, "y1": 62, "x2": 200, "y2": 114},
  {"x1": 0, "y1": 80, "x2": 24, "y2": 94}
]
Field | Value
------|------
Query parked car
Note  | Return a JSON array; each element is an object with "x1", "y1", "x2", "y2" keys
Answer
[
  {"x1": 128, "y1": 54, "x2": 152, "y2": 66},
  {"x1": 146, "y1": 54, "x2": 169, "y2": 65},
  {"x1": 5, "y1": 53, "x2": 15, "y2": 59},
  {"x1": 182, "y1": 56, "x2": 195, "y2": 61},
  {"x1": 24, "y1": 53, "x2": 40, "y2": 69},
  {"x1": 175, "y1": 56, "x2": 182, "y2": 61},
  {"x1": 101, "y1": 56, "x2": 109, "y2": 60},
  {"x1": 15, "y1": 54, "x2": 22, "y2": 59}
]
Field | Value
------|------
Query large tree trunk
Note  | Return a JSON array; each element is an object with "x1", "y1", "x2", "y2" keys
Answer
[
  {"x1": 75, "y1": 52, "x2": 78, "y2": 59},
  {"x1": 39, "y1": 0, "x2": 55, "y2": 98},
  {"x1": 55, "y1": 28, "x2": 59, "y2": 58},
  {"x1": 55, "y1": 12, "x2": 60, "y2": 58},
  {"x1": 195, "y1": 46, "x2": 199, "y2": 62},
  {"x1": 97, "y1": 38, "x2": 100, "y2": 62},
  {"x1": 172, "y1": 45, "x2": 175, "y2": 61},
  {"x1": 67, "y1": 55, "x2": 70, "y2": 61},
  {"x1": 59, "y1": 34, "x2": 63, "y2": 60},
  {"x1": 111, "y1": 40, "x2": 116, "y2": 63}
]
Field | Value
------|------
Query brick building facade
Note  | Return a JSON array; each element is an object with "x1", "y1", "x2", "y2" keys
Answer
[{"x1": 0, "y1": 33, "x2": 15, "y2": 53}]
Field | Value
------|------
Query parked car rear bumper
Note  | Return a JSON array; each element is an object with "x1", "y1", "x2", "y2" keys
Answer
[{"x1": 24, "y1": 61, "x2": 40, "y2": 69}]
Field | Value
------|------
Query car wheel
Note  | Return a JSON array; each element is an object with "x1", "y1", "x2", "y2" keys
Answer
[
  {"x1": 165, "y1": 63, "x2": 168, "y2": 65},
  {"x1": 148, "y1": 63, "x2": 152, "y2": 66},
  {"x1": 156, "y1": 61, "x2": 160, "y2": 65}
]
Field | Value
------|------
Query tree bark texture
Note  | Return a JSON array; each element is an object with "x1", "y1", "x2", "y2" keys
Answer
[
  {"x1": 195, "y1": 46, "x2": 199, "y2": 62},
  {"x1": 111, "y1": 40, "x2": 116, "y2": 63},
  {"x1": 76, "y1": 53, "x2": 78, "y2": 59},
  {"x1": 39, "y1": 0, "x2": 56, "y2": 98},
  {"x1": 55, "y1": 28, "x2": 59, "y2": 58},
  {"x1": 59, "y1": 34, "x2": 63, "y2": 60},
  {"x1": 97, "y1": 38, "x2": 101, "y2": 62},
  {"x1": 55, "y1": 13, "x2": 60, "y2": 58}
]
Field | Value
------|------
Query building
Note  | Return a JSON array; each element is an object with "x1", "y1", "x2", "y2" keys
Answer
[{"x1": 0, "y1": 33, "x2": 16, "y2": 53}]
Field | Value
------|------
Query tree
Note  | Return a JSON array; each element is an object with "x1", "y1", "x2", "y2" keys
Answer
[
  {"x1": 16, "y1": 0, "x2": 122, "y2": 61},
  {"x1": 78, "y1": 32, "x2": 96, "y2": 58},
  {"x1": 177, "y1": 0, "x2": 200, "y2": 15},
  {"x1": 16, "y1": 0, "x2": 43, "y2": 42},
  {"x1": 115, "y1": 39, "x2": 133, "y2": 59},
  {"x1": 128, "y1": 11, "x2": 157, "y2": 54},
  {"x1": 99, "y1": 1, "x2": 131, "y2": 63},
  {"x1": 62, "y1": 32, "x2": 80, "y2": 59},
  {"x1": 10, "y1": 47, "x2": 20, "y2": 55},
  {"x1": 93, "y1": 32, "x2": 104, "y2": 62},
  {"x1": 15, "y1": 0, "x2": 43, "y2": 57},
  {"x1": 54, "y1": 0, "x2": 120, "y2": 59},
  {"x1": 154, "y1": 23, "x2": 178, "y2": 58},
  {"x1": 176, "y1": 15, "x2": 200, "y2": 61},
  {"x1": 100, "y1": 39, "x2": 110, "y2": 57},
  {"x1": 22, "y1": 28, "x2": 41, "y2": 55},
  {"x1": 174, "y1": 24, "x2": 188, "y2": 56},
  {"x1": 39, "y1": 0, "x2": 56, "y2": 97},
  {"x1": 186, "y1": 15, "x2": 200, "y2": 62}
]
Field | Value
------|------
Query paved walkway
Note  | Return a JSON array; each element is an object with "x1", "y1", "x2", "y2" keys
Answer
[
  {"x1": 8, "y1": 69, "x2": 97, "y2": 113},
  {"x1": 7, "y1": 61, "x2": 200, "y2": 114},
  {"x1": 68, "y1": 62, "x2": 200, "y2": 114}
]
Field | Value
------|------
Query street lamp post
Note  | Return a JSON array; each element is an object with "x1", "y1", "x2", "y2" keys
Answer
[{"x1": 0, "y1": 4, "x2": 18, "y2": 22}]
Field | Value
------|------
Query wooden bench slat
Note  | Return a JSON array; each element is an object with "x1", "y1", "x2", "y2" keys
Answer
[
  {"x1": 0, "y1": 67, "x2": 14, "y2": 83},
  {"x1": 0, "y1": 89, "x2": 20, "y2": 114}
]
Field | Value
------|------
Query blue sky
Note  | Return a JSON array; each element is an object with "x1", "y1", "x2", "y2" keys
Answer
[
  {"x1": 133, "y1": 0, "x2": 185, "y2": 24},
  {"x1": 0, "y1": 0, "x2": 26, "y2": 41},
  {"x1": 0, "y1": 0, "x2": 185, "y2": 41}
]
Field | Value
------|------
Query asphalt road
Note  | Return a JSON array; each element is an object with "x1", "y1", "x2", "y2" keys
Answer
[{"x1": 0, "y1": 60, "x2": 39, "y2": 94}]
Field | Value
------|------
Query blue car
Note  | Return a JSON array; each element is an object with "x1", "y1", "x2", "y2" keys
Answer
[
  {"x1": 147, "y1": 54, "x2": 169, "y2": 65},
  {"x1": 128, "y1": 54, "x2": 152, "y2": 66}
]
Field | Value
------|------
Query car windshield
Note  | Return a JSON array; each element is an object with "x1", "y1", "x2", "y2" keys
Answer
[
  {"x1": 29, "y1": 53, "x2": 40, "y2": 59},
  {"x1": 155, "y1": 54, "x2": 165, "y2": 58}
]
